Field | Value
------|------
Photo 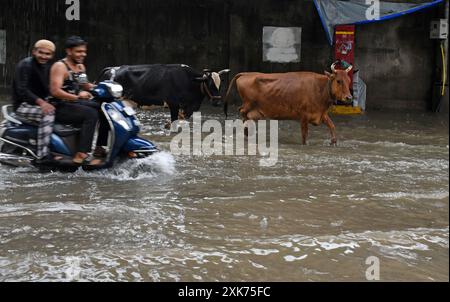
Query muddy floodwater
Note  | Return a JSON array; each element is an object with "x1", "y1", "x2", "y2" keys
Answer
[{"x1": 0, "y1": 104, "x2": 448, "y2": 282}]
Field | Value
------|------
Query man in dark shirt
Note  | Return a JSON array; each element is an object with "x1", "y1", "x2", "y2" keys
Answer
[{"x1": 13, "y1": 39, "x2": 57, "y2": 161}]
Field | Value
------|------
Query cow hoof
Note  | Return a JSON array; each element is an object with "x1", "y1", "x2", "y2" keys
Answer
[{"x1": 330, "y1": 139, "x2": 337, "y2": 146}]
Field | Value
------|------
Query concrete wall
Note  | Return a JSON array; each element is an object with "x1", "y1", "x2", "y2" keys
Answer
[
  {"x1": 0, "y1": 0, "x2": 445, "y2": 111},
  {"x1": 355, "y1": 12, "x2": 441, "y2": 111},
  {"x1": 0, "y1": 0, "x2": 231, "y2": 87}
]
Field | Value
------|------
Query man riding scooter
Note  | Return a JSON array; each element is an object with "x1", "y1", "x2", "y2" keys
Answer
[
  {"x1": 50, "y1": 36, "x2": 108, "y2": 165},
  {"x1": 1, "y1": 35, "x2": 159, "y2": 171},
  {"x1": 13, "y1": 39, "x2": 58, "y2": 164}
]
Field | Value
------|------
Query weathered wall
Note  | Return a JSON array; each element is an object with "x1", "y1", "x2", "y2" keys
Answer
[
  {"x1": 355, "y1": 12, "x2": 441, "y2": 111},
  {"x1": 228, "y1": 0, "x2": 331, "y2": 74},
  {"x1": 0, "y1": 0, "x2": 445, "y2": 111},
  {"x1": 0, "y1": 0, "x2": 230, "y2": 87},
  {"x1": 227, "y1": 0, "x2": 443, "y2": 111}
]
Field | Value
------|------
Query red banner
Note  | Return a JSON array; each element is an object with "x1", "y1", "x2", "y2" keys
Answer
[{"x1": 334, "y1": 25, "x2": 355, "y2": 86}]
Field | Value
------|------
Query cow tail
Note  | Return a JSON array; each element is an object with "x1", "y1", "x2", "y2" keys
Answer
[{"x1": 224, "y1": 73, "x2": 243, "y2": 118}]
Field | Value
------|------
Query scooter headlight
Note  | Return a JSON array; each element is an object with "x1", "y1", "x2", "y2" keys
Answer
[
  {"x1": 108, "y1": 108, "x2": 132, "y2": 131},
  {"x1": 104, "y1": 82, "x2": 123, "y2": 98}
]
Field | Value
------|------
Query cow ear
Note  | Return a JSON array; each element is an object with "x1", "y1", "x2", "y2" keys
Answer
[{"x1": 211, "y1": 72, "x2": 221, "y2": 90}]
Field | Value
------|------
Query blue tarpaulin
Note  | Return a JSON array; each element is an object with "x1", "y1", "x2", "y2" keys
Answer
[{"x1": 313, "y1": 0, "x2": 444, "y2": 45}]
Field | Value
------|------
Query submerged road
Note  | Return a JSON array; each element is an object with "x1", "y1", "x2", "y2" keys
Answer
[{"x1": 0, "y1": 105, "x2": 448, "y2": 281}]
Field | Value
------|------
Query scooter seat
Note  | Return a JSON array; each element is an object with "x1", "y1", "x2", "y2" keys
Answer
[
  {"x1": 7, "y1": 112, "x2": 80, "y2": 137},
  {"x1": 53, "y1": 124, "x2": 81, "y2": 137}
]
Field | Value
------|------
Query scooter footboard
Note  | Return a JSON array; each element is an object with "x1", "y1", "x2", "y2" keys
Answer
[{"x1": 122, "y1": 137, "x2": 158, "y2": 156}]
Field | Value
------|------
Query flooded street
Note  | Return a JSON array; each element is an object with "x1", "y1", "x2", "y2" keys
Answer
[{"x1": 0, "y1": 104, "x2": 448, "y2": 282}]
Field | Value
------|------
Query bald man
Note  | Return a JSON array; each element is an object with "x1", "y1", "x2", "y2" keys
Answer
[{"x1": 13, "y1": 39, "x2": 58, "y2": 162}]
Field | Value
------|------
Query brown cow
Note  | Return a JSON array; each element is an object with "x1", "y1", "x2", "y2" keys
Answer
[{"x1": 224, "y1": 62, "x2": 353, "y2": 145}]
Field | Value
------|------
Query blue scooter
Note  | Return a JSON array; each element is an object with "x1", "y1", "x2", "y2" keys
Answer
[{"x1": 0, "y1": 78, "x2": 158, "y2": 172}]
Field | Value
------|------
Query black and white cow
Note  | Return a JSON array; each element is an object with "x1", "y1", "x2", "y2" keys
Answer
[{"x1": 97, "y1": 64, "x2": 230, "y2": 124}]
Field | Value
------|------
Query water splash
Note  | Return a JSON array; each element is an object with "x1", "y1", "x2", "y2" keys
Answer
[
  {"x1": 102, "y1": 152, "x2": 176, "y2": 180},
  {"x1": 67, "y1": 151, "x2": 176, "y2": 181}
]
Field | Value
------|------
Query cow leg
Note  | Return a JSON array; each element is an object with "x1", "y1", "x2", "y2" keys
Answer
[
  {"x1": 183, "y1": 107, "x2": 194, "y2": 120},
  {"x1": 239, "y1": 102, "x2": 252, "y2": 136},
  {"x1": 239, "y1": 106, "x2": 246, "y2": 120},
  {"x1": 246, "y1": 110, "x2": 263, "y2": 121},
  {"x1": 242, "y1": 113, "x2": 250, "y2": 137},
  {"x1": 164, "y1": 104, "x2": 180, "y2": 130},
  {"x1": 322, "y1": 113, "x2": 337, "y2": 146},
  {"x1": 169, "y1": 104, "x2": 180, "y2": 122},
  {"x1": 244, "y1": 110, "x2": 265, "y2": 137},
  {"x1": 178, "y1": 110, "x2": 186, "y2": 121},
  {"x1": 301, "y1": 120, "x2": 309, "y2": 145}
]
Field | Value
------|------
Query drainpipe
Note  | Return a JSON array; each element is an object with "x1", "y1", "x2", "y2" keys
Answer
[
  {"x1": 437, "y1": 0, "x2": 449, "y2": 113},
  {"x1": 442, "y1": 0, "x2": 449, "y2": 113}
]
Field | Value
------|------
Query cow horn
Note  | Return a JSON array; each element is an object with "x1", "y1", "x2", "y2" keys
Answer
[
  {"x1": 110, "y1": 68, "x2": 117, "y2": 81},
  {"x1": 218, "y1": 69, "x2": 231, "y2": 75},
  {"x1": 330, "y1": 62, "x2": 338, "y2": 73},
  {"x1": 195, "y1": 74, "x2": 208, "y2": 82},
  {"x1": 345, "y1": 65, "x2": 353, "y2": 73}
]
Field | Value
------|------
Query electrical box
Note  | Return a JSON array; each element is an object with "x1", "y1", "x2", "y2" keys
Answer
[{"x1": 430, "y1": 19, "x2": 448, "y2": 40}]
